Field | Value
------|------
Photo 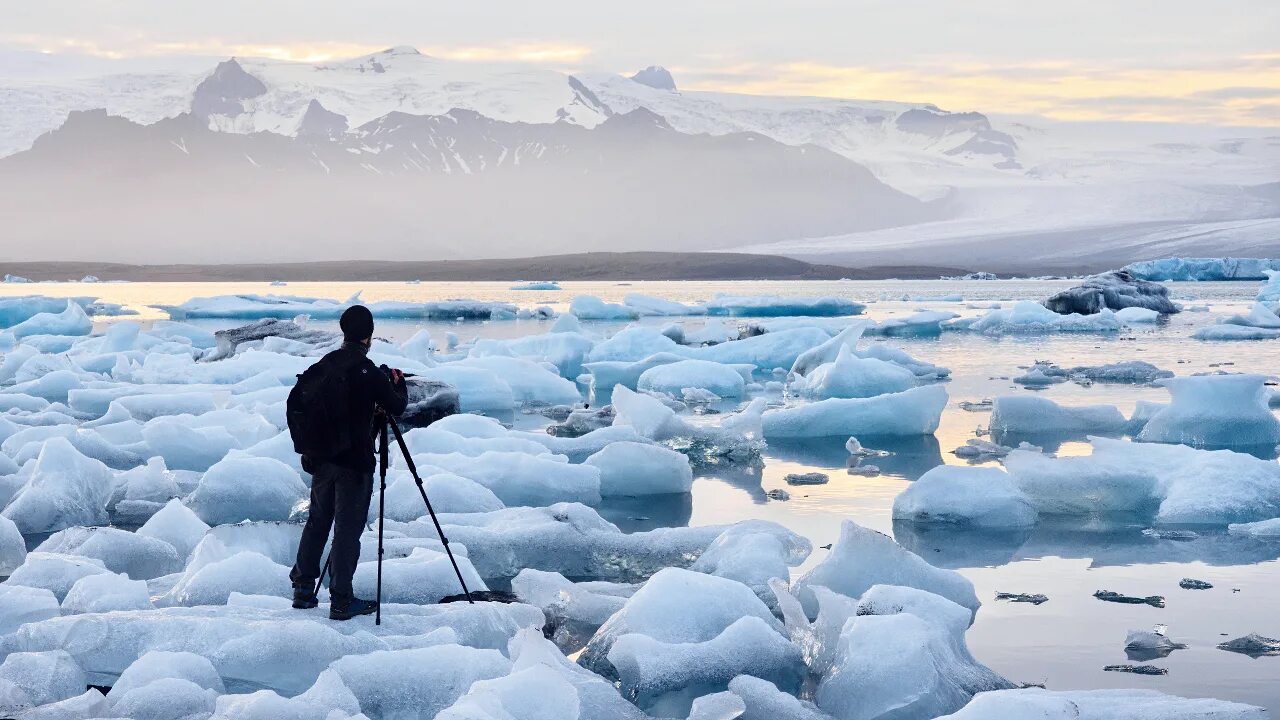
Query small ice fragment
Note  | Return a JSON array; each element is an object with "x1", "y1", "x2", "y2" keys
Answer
[
  {"x1": 1094, "y1": 590, "x2": 1165, "y2": 608},
  {"x1": 785, "y1": 472, "x2": 828, "y2": 486},
  {"x1": 994, "y1": 592, "x2": 1048, "y2": 605}
]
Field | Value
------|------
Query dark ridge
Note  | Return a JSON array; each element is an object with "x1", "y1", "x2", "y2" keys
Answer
[{"x1": 0, "y1": 252, "x2": 970, "y2": 282}]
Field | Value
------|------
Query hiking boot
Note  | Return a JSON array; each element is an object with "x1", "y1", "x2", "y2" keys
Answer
[
  {"x1": 292, "y1": 585, "x2": 319, "y2": 610},
  {"x1": 330, "y1": 597, "x2": 378, "y2": 621}
]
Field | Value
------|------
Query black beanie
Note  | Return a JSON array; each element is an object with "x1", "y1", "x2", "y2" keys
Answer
[{"x1": 339, "y1": 305, "x2": 375, "y2": 341}]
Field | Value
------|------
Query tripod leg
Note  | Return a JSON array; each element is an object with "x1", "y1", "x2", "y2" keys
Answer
[
  {"x1": 315, "y1": 553, "x2": 331, "y2": 598},
  {"x1": 384, "y1": 414, "x2": 474, "y2": 604},
  {"x1": 375, "y1": 420, "x2": 388, "y2": 625}
]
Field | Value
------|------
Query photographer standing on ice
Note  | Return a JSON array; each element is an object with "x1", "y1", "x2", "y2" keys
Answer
[{"x1": 286, "y1": 305, "x2": 407, "y2": 620}]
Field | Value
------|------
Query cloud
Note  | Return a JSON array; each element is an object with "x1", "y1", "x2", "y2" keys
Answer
[
  {"x1": 0, "y1": 33, "x2": 590, "y2": 66},
  {"x1": 675, "y1": 55, "x2": 1280, "y2": 126}
]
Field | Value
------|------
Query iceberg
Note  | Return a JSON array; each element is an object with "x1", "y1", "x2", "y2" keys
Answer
[
  {"x1": 1124, "y1": 257, "x2": 1280, "y2": 281},
  {"x1": 1259, "y1": 270, "x2": 1280, "y2": 302},
  {"x1": 706, "y1": 295, "x2": 864, "y2": 317},
  {"x1": 0, "y1": 515, "x2": 27, "y2": 574},
  {"x1": 1228, "y1": 517, "x2": 1280, "y2": 537},
  {"x1": 1, "y1": 437, "x2": 115, "y2": 534},
  {"x1": 813, "y1": 585, "x2": 1012, "y2": 720},
  {"x1": 2, "y1": 552, "x2": 111, "y2": 602},
  {"x1": 35, "y1": 526, "x2": 182, "y2": 580},
  {"x1": 1137, "y1": 374, "x2": 1280, "y2": 448},
  {"x1": 1115, "y1": 306, "x2": 1160, "y2": 323},
  {"x1": 156, "y1": 294, "x2": 516, "y2": 320},
  {"x1": 1193, "y1": 324, "x2": 1280, "y2": 340},
  {"x1": 691, "y1": 327, "x2": 831, "y2": 371},
  {"x1": 569, "y1": 295, "x2": 639, "y2": 320},
  {"x1": 637, "y1": 359, "x2": 748, "y2": 398},
  {"x1": 0, "y1": 585, "x2": 60, "y2": 637},
  {"x1": 587, "y1": 327, "x2": 683, "y2": 362},
  {"x1": 8, "y1": 301, "x2": 92, "y2": 339},
  {"x1": 624, "y1": 293, "x2": 705, "y2": 316},
  {"x1": 938, "y1": 688, "x2": 1268, "y2": 719},
  {"x1": 185, "y1": 455, "x2": 307, "y2": 525},
  {"x1": 959, "y1": 300, "x2": 1123, "y2": 334},
  {"x1": 793, "y1": 520, "x2": 980, "y2": 617},
  {"x1": 893, "y1": 466, "x2": 1038, "y2": 528},
  {"x1": 390, "y1": 503, "x2": 726, "y2": 580},
  {"x1": 509, "y1": 281, "x2": 561, "y2": 290},
  {"x1": 1005, "y1": 437, "x2": 1280, "y2": 523},
  {"x1": 791, "y1": 345, "x2": 917, "y2": 399},
  {"x1": 762, "y1": 385, "x2": 947, "y2": 439},
  {"x1": 312, "y1": 644, "x2": 511, "y2": 720},
  {"x1": 585, "y1": 441, "x2": 694, "y2": 495},
  {"x1": 0, "y1": 650, "x2": 87, "y2": 710},
  {"x1": 1044, "y1": 271, "x2": 1179, "y2": 314},
  {"x1": 61, "y1": 571, "x2": 153, "y2": 613},
  {"x1": 352, "y1": 547, "x2": 488, "y2": 604},
  {"x1": 579, "y1": 567, "x2": 784, "y2": 679},
  {"x1": 868, "y1": 310, "x2": 957, "y2": 337},
  {"x1": 510, "y1": 570, "x2": 636, "y2": 653},
  {"x1": 608, "y1": 616, "x2": 804, "y2": 716},
  {"x1": 1223, "y1": 302, "x2": 1280, "y2": 328},
  {"x1": 989, "y1": 396, "x2": 1127, "y2": 436}
]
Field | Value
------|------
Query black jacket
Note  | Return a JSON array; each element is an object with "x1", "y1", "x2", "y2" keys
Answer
[{"x1": 324, "y1": 342, "x2": 408, "y2": 472}]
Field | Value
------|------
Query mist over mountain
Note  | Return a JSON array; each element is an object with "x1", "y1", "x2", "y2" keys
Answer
[{"x1": 0, "y1": 47, "x2": 1275, "y2": 269}]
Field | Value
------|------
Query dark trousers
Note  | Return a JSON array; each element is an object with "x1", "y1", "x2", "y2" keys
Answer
[{"x1": 290, "y1": 462, "x2": 374, "y2": 604}]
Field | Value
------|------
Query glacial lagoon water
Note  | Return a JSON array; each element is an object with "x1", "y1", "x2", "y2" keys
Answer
[{"x1": 5, "y1": 277, "x2": 1279, "y2": 710}]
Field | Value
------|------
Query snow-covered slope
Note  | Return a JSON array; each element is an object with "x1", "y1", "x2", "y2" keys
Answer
[{"x1": 579, "y1": 72, "x2": 1280, "y2": 271}]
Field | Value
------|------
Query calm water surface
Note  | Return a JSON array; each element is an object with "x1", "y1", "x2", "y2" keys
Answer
[{"x1": 4, "y1": 278, "x2": 1277, "y2": 709}]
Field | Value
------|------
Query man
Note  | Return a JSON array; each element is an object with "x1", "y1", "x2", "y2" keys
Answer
[{"x1": 290, "y1": 305, "x2": 407, "y2": 620}]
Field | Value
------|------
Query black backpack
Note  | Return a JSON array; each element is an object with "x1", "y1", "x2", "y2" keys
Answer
[{"x1": 287, "y1": 353, "x2": 359, "y2": 464}]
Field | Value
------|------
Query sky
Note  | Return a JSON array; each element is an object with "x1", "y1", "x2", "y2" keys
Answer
[{"x1": 2, "y1": 0, "x2": 1279, "y2": 126}]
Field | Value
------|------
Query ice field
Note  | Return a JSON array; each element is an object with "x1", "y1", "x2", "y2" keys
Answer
[{"x1": 0, "y1": 277, "x2": 1278, "y2": 719}]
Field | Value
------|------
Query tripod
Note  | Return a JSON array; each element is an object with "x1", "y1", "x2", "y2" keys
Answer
[{"x1": 315, "y1": 411, "x2": 475, "y2": 624}]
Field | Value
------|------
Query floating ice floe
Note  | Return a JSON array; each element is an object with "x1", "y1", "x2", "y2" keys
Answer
[
  {"x1": 807, "y1": 584, "x2": 1013, "y2": 720},
  {"x1": 580, "y1": 567, "x2": 800, "y2": 714},
  {"x1": 893, "y1": 466, "x2": 1038, "y2": 528},
  {"x1": 989, "y1": 396, "x2": 1127, "y2": 437},
  {"x1": 1137, "y1": 374, "x2": 1280, "y2": 448},
  {"x1": 763, "y1": 385, "x2": 947, "y2": 439},
  {"x1": 570, "y1": 295, "x2": 639, "y2": 320},
  {"x1": 1004, "y1": 437, "x2": 1280, "y2": 523},
  {"x1": 791, "y1": 345, "x2": 917, "y2": 399},
  {"x1": 706, "y1": 295, "x2": 864, "y2": 317},
  {"x1": 637, "y1": 359, "x2": 749, "y2": 399},
  {"x1": 867, "y1": 310, "x2": 958, "y2": 337},
  {"x1": 1258, "y1": 269, "x2": 1280, "y2": 302},
  {"x1": 624, "y1": 293, "x2": 706, "y2": 316},
  {"x1": 936, "y1": 688, "x2": 1267, "y2": 719},
  {"x1": 953, "y1": 300, "x2": 1122, "y2": 334},
  {"x1": 1227, "y1": 517, "x2": 1280, "y2": 537},
  {"x1": 1044, "y1": 271, "x2": 1179, "y2": 315},
  {"x1": 1, "y1": 437, "x2": 115, "y2": 534},
  {"x1": 156, "y1": 293, "x2": 516, "y2": 320},
  {"x1": 792, "y1": 520, "x2": 980, "y2": 617},
  {"x1": 585, "y1": 441, "x2": 693, "y2": 495},
  {"x1": 6, "y1": 301, "x2": 93, "y2": 339},
  {"x1": 509, "y1": 281, "x2": 561, "y2": 290},
  {"x1": 1193, "y1": 324, "x2": 1280, "y2": 340}
]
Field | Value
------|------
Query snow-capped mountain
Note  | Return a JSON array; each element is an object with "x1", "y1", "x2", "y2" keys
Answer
[
  {"x1": 0, "y1": 47, "x2": 1276, "y2": 270},
  {"x1": 0, "y1": 103, "x2": 934, "y2": 263}
]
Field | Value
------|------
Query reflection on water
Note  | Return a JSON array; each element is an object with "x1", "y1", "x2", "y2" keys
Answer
[
  {"x1": 767, "y1": 434, "x2": 944, "y2": 481},
  {"x1": 895, "y1": 519, "x2": 1280, "y2": 571}
]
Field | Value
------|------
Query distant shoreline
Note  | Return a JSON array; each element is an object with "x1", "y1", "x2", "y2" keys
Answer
[{"x1": 0, "y1": 252, "x2": 975, "y2": 282}]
